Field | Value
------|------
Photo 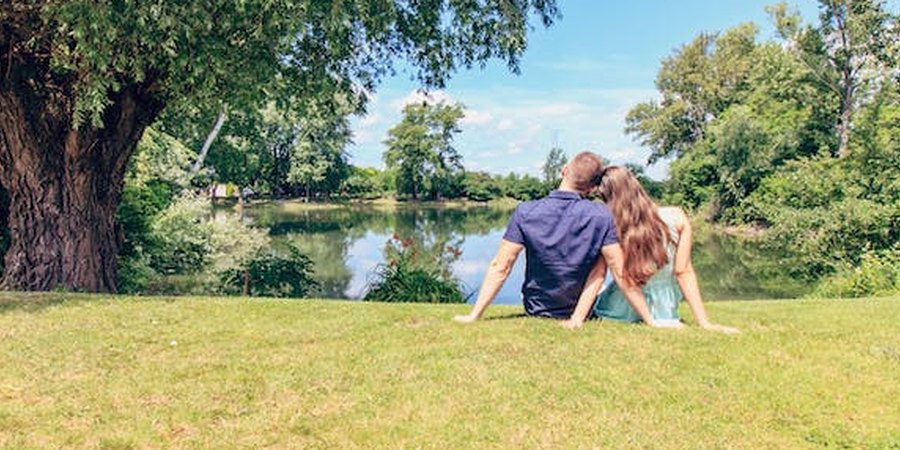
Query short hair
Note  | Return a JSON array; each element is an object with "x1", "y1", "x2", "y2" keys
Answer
[{"x1": 566, "y1": 152, "x2": 605, "y2": 192}]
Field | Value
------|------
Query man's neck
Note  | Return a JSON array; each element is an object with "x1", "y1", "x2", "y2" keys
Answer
[{"x1": 556, "y1": 182, "x2": 585, "y2": 196}]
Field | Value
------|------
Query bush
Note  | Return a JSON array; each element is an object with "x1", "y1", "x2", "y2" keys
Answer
[
  {"x1": 461, "y1": 171, "x2": 503, "y2": 201},
  {"x1": 740, "y1": 156, "x2": 900, "y2": 280},
  {"x1": 219, "y1": 243, "x2": 319, "y2": 298},
  {"x1": 205, "y1": 210, "x2": 271, "y2": 274},
  {"x1": 116, "y1": 252, "x2": 160, "y2": 294},
  {"x1": 147, "y1": 196, "x2": 213, "y2": 274},
  {"x1": 811, "y1": 247, "x2": 900, "y2": 298},
  {"x1": 117, "y1": 180, "x2": 178, "y2": 257},
  {"x1": 364, "y1": 235, "x2": 467, "y2": 303}
]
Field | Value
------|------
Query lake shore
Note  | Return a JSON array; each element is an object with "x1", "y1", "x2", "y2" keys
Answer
[
  {"x1": 226, "y1": 196, "x2": 520, "y2": 211},
  {"x1": 1, "y1": 292, "x2": 898, "y2": 448}
]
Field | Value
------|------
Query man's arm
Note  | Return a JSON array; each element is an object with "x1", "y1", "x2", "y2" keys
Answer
[
  {"x1": 601, "y1": 243, "x2": 657, "y2": 327},
  {"x1": 562, "y1": 256, "x2": 608, "y2": 328},
  {"x1": 454, "y1": 239, "x2": 524, "y2": 322}
]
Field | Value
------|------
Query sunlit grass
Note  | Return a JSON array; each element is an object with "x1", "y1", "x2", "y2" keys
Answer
[{"x1": 1, "y1": 293, "x2": 898, "y2": 448}]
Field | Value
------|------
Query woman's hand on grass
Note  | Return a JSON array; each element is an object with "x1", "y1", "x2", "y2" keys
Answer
[
  {"x1": 453, "y1": 314, "x2": 478, "y2": 323},
  {"x1": 701, "y1": 323, "x2": 739, "y2": 334}
]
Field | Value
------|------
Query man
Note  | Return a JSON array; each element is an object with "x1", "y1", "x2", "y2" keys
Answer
[{"x1": 453, "y1": 152, "x2": 657, "y2": 327}]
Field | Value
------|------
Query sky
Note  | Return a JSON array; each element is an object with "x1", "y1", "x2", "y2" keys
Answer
[{"x1": 346, "y1": 1, "x2": 827, "y2": 180}]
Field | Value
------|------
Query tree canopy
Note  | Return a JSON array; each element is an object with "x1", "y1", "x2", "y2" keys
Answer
[
  {"x1": 384, "y1": 101, "x2": 465, "y2": 200},
  {"x1": 0, "y1": 0, "x2": 560, "y2": 292}
]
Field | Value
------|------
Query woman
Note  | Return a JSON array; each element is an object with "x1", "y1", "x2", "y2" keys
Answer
[{"x1": 566, "y1": 166, "x2": 737, "y2": 332}]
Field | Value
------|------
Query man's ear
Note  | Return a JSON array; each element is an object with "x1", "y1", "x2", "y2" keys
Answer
[{"x1": 560, "y1": 165, "x2": 569, "y2": 179}]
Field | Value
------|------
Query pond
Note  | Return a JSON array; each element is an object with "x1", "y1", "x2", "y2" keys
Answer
[{"x1": 236, "y1": 201, "x2": 811, "y2": 304}]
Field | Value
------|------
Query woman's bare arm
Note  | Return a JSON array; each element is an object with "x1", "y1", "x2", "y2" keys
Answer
[{"x1": 669, "y1": 207, "x2": 737, "y2": 333}]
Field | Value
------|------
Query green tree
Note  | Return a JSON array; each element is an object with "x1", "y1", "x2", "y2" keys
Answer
[
  {"x1": 626, "y1": 24, "x2": 759, "y2": 164},
  {"x1": 0, "y1": 0, "x2": 559, "y2": 292},
  {"x1": 461, "y1": 171, "x2": 503, "y2": 201},
  {"x1": 541, "y1": 147, "x2": 568, "y2": 188},
  {"x1": 502, "y1": 173, "x2": 547, "y2": 201},
  {"x1": 770, "y1": 0, "x2": 898, "y2": 157},
  {"x1": 384, "y1": 101, "x2": 466, "y2": 200}
]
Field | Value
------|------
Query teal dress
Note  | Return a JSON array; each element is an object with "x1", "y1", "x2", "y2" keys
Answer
[{"x1": 593, "y1": 209, "x2": 682, "y2": 323}]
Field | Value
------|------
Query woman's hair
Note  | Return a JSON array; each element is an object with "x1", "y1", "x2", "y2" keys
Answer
[{"x1": 598, "y1": 166, "x2": 671, "y2": 286}]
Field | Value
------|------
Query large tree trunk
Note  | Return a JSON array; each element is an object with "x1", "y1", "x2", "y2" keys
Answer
[{"x1": 0, "y1": 78, "x2": 162, "y2": 292}]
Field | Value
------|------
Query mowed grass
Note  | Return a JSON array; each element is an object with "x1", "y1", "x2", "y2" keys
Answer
[{"x1": 0, "y1": 293, "x2": 898, "y2": 449}]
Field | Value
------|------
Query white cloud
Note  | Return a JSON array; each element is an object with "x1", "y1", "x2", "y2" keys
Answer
[
  {"x1": 496, "y1": 118, "x2": 515, "y2": 130},
  {"x1": 360, "y1": 113, "x2": 380, "y2": 126},
  {"x1": 348, "y1": 85, "x2": 666, "y2": 179},
  {"x1": 605, "y1": 146, "x2": 641, "y2": 161},
  {"x1": 460, "y1": 109, "x2": 493, "y2": 126},
  {"x1": 476, "y1": 150, "x2": 502, "y2": 159}
]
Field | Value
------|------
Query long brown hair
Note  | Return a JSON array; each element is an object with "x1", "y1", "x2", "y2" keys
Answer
[{"x1": 598, "y1": 166, "x2": 671, "y2": 286}]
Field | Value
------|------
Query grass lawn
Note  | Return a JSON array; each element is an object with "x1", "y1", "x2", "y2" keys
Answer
[{"x1": 0, "y1": 293, "x2": 898, "y2": 449}]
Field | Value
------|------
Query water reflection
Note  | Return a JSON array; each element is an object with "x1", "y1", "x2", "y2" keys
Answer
[{"x1": 237, "y1": 202, "x2": 811, "y2": 303}]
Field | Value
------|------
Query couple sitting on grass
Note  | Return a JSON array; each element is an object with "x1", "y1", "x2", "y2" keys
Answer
[{"x1": 455, "y1": 151, "x2": 737, "y2": 332}]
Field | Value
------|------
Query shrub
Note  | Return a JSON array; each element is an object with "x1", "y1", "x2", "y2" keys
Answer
[
  {"x1": 811, "y1": 247, "x2": 900, "y2": 298},
  {"x1": 461, "y1": 171, "x2": 503, "y2": 202},
  {"x1": 147, "y1": 196, "x2": 213, "y2": 274},
  {"x1": 116, "y1": 252, "x2": 160, "y2": 294},
  {"x1": 364, "y1": 235, "x2": 467, "y2": 303},
  {"x1": 205, "y1": 210, "x2": 270, "y2": 274},
  {"x1": 219, "y1": 243, "x2": 319, "y2": 298}
]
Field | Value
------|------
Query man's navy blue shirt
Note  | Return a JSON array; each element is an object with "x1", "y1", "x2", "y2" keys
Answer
[{"x1": 502, "y1": 190, "x2": 618, "y2": 319}]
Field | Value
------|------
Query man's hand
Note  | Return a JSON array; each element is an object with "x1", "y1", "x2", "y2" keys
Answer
[
  {"x1": 453, "y1": 314, "x2": 479, "y2": 323},
  {"x1": 560, "y1": 318, "x2": 585, "y2": 329}
]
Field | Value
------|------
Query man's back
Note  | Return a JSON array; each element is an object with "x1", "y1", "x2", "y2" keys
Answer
[{"x1": 503, "y1": 190, "x2": 617, "y2": 318}]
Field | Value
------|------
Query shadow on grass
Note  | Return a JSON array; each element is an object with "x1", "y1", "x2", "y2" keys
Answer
[
  {"x1": 0, "y1": 291, "x2": 90, "y2": 314},
  {"x1": 483, "y1": 312, "x2": 529, "y2": 321}
]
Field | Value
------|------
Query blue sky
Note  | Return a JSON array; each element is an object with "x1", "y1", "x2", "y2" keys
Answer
[{"x1": 347, "y1": 1, "x2": 828, "y2": 180}]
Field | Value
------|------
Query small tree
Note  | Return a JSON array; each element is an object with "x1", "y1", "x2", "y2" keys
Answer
[
  {"x1": 541, "y1": 147, "x2": 568, "y2": 188},
  {"x1": 384, "y1": 101, "x2": 465, "y2": 200}
]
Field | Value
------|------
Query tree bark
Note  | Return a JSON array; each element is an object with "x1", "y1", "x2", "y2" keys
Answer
[{"x1": 0, "y1": 76, "x2": 162, "y2": 292}]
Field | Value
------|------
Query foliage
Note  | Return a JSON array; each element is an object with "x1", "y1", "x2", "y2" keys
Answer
[
  {"x1": 770, "y1": 0, "x2": 898, "y2": 157},
  {"x1": 127, "y1": 128, "x2": 199, "y2": 188},
  {"x1": 461, "y1": 171, "x2": 504, "y2": 202},
  {"x1": 364, "y1": 235, "x2": 467, "y2": 303},
  {"x1": 146, "y1": 197, "x2": 214, "y2": 275},
  {"x1": 384, "y1": 101, "x2": 466, "y2": 200},
  {"x1": 116, "y1": 129, "x2": 195, "y2": 291},
  {"x1": 541, "y1": 147, "x2": 568, "y2": 188},
  {"x1": 205, "y1": 211, "x2": 271, "y2": 275},
  {"x1": 220, "y1": 243, "x2": 319, "y2": 298},
  {"x1": 140, "y1": 195, "x2": 270, "y2": 279},
  {"x1": 3, "y1": 0, "x2": 560, "y2": 128},
  {"x1": 812, "y1": 246, "x2": 900, "y2": 298},
  {"x1": 623, "y1": 163, "x2": 664, "y2": 200},
  {"x1": 1, "y1": 0, "x2": 559, "y2": 292},
  {"x1": 342, "y1": 166, "x2": 391, "y2": 199},
  {"x1": 742, "y1": 156, "x2": 900, "y2": 280},
  {"x1": 501, "y1": 173, "x2": 548, "y2": 201}
]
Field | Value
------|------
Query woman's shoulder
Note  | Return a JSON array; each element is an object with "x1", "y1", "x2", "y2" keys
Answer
[{"x1": 657, "y1": 206, "x2": 688, "y2": 229}]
